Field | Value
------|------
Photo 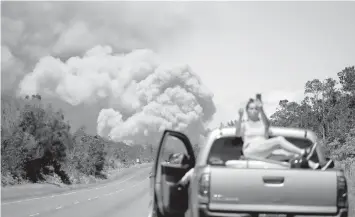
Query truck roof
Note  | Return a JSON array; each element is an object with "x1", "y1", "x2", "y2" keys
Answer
[{"x1": 208, "y1": 126, "x2": 318, "y2": 143}]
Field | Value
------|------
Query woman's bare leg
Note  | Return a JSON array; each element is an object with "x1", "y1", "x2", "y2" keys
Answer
[
  {"x1": 244, "y1": 137, "x2": 319, "y2": 169},
  {"x1": 261, "y1": 136, "x2": 305, "y2": 155}
]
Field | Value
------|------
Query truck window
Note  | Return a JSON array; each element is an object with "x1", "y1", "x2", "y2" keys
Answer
[
  {"x1": 207, "y1": 137, "x2": 244, "y2": 165},
  {"x1": 160, "y1": 135, "x2": 188, "y2": 163}
]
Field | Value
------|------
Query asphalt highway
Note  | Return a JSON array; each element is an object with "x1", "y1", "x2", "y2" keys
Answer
[{"x1": 1, "y1": 165, "x2": 152, "y2": 217}]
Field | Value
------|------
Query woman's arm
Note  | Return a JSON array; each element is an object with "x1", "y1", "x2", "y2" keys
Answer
[
  {"x1": 179, "y1": 168, "x2": 194, "y2": 186},
  {"x1": 235, "y1": 108, "x2": 244, "y2": 137},
  {"x1": 259, "y1": 107, "x2": 270, "y2": 130},
  {"x1": 256, "y1": 100, "x2": 270, "y2": 137}
]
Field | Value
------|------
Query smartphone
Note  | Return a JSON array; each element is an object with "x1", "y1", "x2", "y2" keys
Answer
[{"x1": 256, "y1": 93, "x2": 262, "y2": 101}]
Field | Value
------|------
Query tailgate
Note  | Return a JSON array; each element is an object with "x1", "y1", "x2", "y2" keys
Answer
[{"x1": 209, "y1": 167, "x2": 337, "y2": 214}]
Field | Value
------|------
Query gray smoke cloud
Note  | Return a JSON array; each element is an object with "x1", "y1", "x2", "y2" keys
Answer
[{"x1": 18, "y1": 45, "x2": 216, "y2": 146}]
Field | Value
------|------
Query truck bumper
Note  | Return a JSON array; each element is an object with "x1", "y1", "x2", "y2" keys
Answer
[
  {"x1": 198, "y1": 205, "x2": 348, "y2": 217},
  {"x1": 198, "y1": 204, "x2": 251, "y2": 217},
  {"x1": 336, "y1": 208, "x2": 348, "y2": 217}
]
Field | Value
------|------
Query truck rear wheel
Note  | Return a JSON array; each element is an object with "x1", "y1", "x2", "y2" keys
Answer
[{"x1": 339, "y1": 211, "x2": 348, "y2": 217}]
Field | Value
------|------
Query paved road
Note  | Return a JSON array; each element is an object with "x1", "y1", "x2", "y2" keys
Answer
[{"x1": 1, "y1": 166, "x2": 152, "y2": 217}]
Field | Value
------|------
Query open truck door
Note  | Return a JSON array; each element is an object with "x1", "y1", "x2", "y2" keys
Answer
[{"x1": 152, "y1": 130, "x2": 195, "y2": 217}]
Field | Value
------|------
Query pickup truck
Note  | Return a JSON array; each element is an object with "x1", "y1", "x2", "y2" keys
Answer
[{"x1": 149, "y1": 126, "x2": 349, "y2": 217}]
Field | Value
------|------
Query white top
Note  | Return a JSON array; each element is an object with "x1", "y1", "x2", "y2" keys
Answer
[{"x1": 241, "y1": 119, "x2": 267, "y2": 145}]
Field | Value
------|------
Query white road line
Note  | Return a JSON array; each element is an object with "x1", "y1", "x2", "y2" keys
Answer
[
  {"x1": 27, "y1": 178, "x2": 147, "y2": 215},
  {"x1": 48, "y1": 178, "x2": 146, "y2": 213},
  {"x1": 104, "y1": 177, "x2": 147, "y2": 197},
  {"x1": 2, "y1": 197, "x2": 41, "y2": 204},
  {"x1": 62, "y1": 192, "x2": 75, "y2": 196},
  {"x1": 2, "y1": 168, "x2": 151, "y2": 206},
  {"x1": 107, "y1": 169, "x2": 147, "y2": 187},
  {"x1": 131, "y1": 179, "x2": 147, "y2": 187}
]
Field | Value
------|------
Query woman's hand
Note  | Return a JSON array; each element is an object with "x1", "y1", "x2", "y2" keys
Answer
[
  {"x1": 255, "y1": 97, "x2": 271, "y2": 131},
  {"x1": 255, "y1": 99, "x2": 263, "y2": 110},
  {"x1": 238, "y1": 108, "x2": 244, "y2": 118}
]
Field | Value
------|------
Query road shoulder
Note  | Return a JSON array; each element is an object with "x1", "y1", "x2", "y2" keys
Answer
[{"x1": 1, "y1": 163, "x2": 152, "y2": 203}]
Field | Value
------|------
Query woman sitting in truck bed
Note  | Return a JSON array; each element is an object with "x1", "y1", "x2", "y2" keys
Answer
[
  {"x1": 177, "y1": 96, "x2": 321, "y2": 187},
  {"x1": 235, "y1": 96, "x2": 319, "y2": 169}
]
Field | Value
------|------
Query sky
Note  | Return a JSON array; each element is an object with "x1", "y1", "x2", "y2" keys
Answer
[{"x1": 1, "y1": 1, "x2": 355, "y2": 145}]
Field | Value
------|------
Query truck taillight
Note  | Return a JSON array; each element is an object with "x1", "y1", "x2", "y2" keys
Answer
[
  {"x1": 198, "y1": 173, "x2": 210, "y2": 204},
  {"x1": 337, "y1": 175, "x2": 348, "y2": 208}
]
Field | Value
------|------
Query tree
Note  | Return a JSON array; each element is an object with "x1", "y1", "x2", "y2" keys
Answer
[
  {"x1": 271, "y1": 100, "x2": 304, "y2": 128},
  {"x1": 2, "y1": 93, "x2": 158, "y2": 186},
  {"x1": 303, "y1": 77, "x2": 342, "y2": 140},
  {"x1": 270, "y1": 65, "x2": 355, "y2": 166},
  {"x1": 0, "y1": 95, "x2": 72, "y2": 183},
  {"x1": 337, "y1": 66, "x2": 355, "y2": 95}
]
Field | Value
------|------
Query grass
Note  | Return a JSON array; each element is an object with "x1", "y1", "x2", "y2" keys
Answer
[{"x1": 345, "y1": 164, "x2": 355, "y2": 216}]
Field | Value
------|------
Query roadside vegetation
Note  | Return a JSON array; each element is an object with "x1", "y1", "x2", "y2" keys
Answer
[{"x1": 1, "y1": 94, "x2": 157, "y2": 186}]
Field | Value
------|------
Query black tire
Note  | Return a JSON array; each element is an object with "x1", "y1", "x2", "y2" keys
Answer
[
  {"x1": 153, "y1": 203, "x2": 184, "y2": 217},
  {"x1": 339, "y1": 211, "x2": 348, "y2": 217}
]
